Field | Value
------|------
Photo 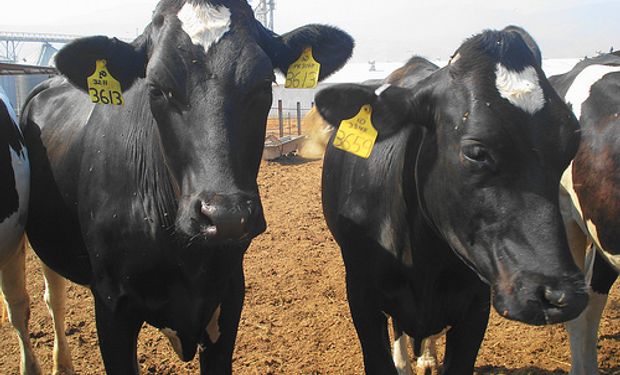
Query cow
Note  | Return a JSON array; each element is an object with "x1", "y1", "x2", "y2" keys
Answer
[
  {"x1": 1, "y1": 90, "x2": 73, "y2": 375},
  {"x1": 316, "y1": 27, "x2": 589, "y2": 374},
  {"x1": 548, "y1": 52, "x2": 620, "y2": 375},
  {"x1": 20, "y1": 0, "x2": 353, "y2": 373}
]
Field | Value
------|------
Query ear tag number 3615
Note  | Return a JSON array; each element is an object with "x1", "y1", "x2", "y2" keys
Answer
[
  {"x1": 333, "y1": 104, "x2": 378, "y2": 159},
  {"x1": 87, "y1": 59, "x2": 124, "y2": 106},
  {"x1": 285, "y1": 47, "x2": 321, "y2": 89}
]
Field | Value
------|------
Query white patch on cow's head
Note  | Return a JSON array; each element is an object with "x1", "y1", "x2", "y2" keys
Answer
[
  {"x1": 177, "y1": 2, "x2": 231, "y2": 53},
  {"x1": 495, "y1": 64, "x2": 545, "y2": 115},
  {"x1": 160, "y1": 328, "x2": 184, "y2": 360},
  {"x1": 564, "y1": 64, "x2": 620, "y2": 120}
]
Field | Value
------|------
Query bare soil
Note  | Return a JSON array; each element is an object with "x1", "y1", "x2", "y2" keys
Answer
[{"x1": 1, "y1": 157, "x2": 619, "y2": 375}]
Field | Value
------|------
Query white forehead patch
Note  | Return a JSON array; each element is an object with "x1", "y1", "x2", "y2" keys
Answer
[
  {"x1": 178, "y1": 2, "x2": 232, "y2": 52},
  {"x1": 564, "y1": 64, "x2": 620, "y2": 120},
  {"x1": 495, "y1": 64, "x2": 545, "y2": 115}
]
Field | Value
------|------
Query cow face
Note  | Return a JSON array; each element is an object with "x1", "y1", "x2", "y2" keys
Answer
[
  {"x1": 317, "y1": 29, "x2": 588, "y2": 325},
  {"x1": 54, "y1": 0, "x2": 353, "y2": 246}
]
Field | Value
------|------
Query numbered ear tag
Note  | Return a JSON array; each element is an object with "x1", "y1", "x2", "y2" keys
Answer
[
  {"x1": 333, "y1": 104, "x2": 378, "y2": 159},
  {"x1": 285, "y1": 47, "x2": 321, "y2": 89},
  {"x1": 87, "y1": 59, "x2": 124, "y2": 106}
]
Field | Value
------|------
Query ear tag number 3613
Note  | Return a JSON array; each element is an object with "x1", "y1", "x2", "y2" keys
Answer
[
  {"x1": 285, "y1": 47, "x2": 321, "y2": 89},
  {"x1": 87, "y1": 59, "x2": 124, "y2": 106},
  {"x1": 333, "y1": 104, "x2": 378, "y2": 159}
]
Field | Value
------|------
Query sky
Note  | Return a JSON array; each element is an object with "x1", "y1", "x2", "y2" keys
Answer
[{"x1": 1, "y1": 0, "x2": 619, "y2": 63}]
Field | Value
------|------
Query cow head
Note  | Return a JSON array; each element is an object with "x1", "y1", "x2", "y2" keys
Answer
[
  {"x1": 54, "y1": 0, "x2": 353, "y2": 247},
  {"x1": 317, "y1": 28, "x2": 588, "y2": 325}
]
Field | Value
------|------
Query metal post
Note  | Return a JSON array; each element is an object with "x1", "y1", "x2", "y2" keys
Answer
[
  {"x1": 297, "y1": 102, "x2": 302, "y2": 135},
  {"x1": 287, "y1": 112, "x2": 291, "y2": 135},
  {"x1": 278, "y1": 99, "x2": 283, "y2": 138}
]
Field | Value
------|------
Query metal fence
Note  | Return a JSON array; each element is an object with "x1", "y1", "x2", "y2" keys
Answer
[{"x1": 266, "y1": 99, "x2": 315, "y2": 138}]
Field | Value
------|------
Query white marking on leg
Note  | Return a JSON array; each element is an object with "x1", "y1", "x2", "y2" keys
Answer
[
  {"x1": 0, "y1": 239, "x2": 42, "y2": 375},
  {"x1": 42, "y1": 261, "x2": 74, "y2": 375},
  {"x1": 416, "y1": 328, "x2": 448, "y2": 375},
  {"x1": 495, "y1": 64, "x2": 545, "y2": 115},
  {"x1": 566, "y1": 292, "x2": 608, "y2": 375},
  {"x1": 178, "y1": 2, "x2": 232, "y2": 53},
  {"x1": 565, "y1": 64, "x2": 620, "y2": 120},
  {"x1": 207, "y1": 304, "x2": 222, "y2": 344},
  {"x1": 393, "y1": 333, "x2": 413, "y2": 375}
]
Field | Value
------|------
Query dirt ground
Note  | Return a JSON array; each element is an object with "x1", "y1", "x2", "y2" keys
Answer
[{"x1": 1, "y1": 156, "x2": 620, "y2": 374}]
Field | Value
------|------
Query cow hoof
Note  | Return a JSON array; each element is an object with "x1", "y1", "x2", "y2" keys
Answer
[{"x1": 416, "y1": 363, "x2": 438, "y2": 375}]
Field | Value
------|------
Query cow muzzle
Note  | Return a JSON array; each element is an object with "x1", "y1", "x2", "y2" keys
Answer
[
  {"x1": 491, "y1": 270, "x2": 589, "y2": 325},
  {"x1": 182, "y1": 192, "x2": 266, "y2": 243}
]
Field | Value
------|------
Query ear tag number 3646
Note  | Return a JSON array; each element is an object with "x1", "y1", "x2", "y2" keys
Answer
[
  {"x1": 87, "y1": 59, "x2": 124, "y2": 106},
  {"x1": 333, "y1": 104, "x2": 378, "y2": 159},
  {"x1": 285, "y1": 47, "x2": 321, "y2": 89}
]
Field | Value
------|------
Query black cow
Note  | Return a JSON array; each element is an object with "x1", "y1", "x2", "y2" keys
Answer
[
  {"x1": 549, "y1": 52, "x2": 620, "y2": 375},
  {"x1": 316, "y1": 28, "x2": 588, "y2": 374},
  {"x1": 21, "y1": 0, "x2": 353, "y2": 373}
]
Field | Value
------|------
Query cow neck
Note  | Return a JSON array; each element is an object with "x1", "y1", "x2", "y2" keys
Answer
[{"x1": 125, "y1": 90, "x2": 177, "y2": 229}]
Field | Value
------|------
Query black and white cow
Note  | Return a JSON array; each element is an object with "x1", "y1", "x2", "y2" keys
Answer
[
  {"x1": 0, "y1": 91, "x2": 73, "y2": 375},
  {"x1": 549, "y1": 52, "x2": 620, "y2": 375},
  {"x1": 20, "y1": 0, "x2": 353, "y2": 374},
  {"x1": 317, "y1": 28, "x2": 588, "y2": 374}
]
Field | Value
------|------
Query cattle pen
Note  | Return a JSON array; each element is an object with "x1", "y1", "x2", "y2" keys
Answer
[{"x1": 2, "y1": 31, "x2": 620, "y2": 373}]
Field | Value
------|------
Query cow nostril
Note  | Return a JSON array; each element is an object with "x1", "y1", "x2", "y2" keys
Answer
[
  {"x1": 543, "y1": 287, "x2": 568, "y2": 308},
  {"x1": 201, "y1": 201, "x2": 216, "y2": 217},
  {"x1": 203, "y1": 225, "x2": 217, "y2": 237}
]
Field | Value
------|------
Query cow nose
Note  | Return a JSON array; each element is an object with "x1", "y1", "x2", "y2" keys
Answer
[
  {"x1": 543, "y1": 287, "x2": 568, "y2": 308},
  {"x1": 197, "y1": 194, "x2": 265, "y2": 241}
]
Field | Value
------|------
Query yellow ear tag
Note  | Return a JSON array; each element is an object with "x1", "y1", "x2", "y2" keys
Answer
[
  {"x1": 87, "y1": 59, "x2": 124, "y2": 105},
  {"x1": 285, "y1": 47, "x2": 321, "y2": 89},
  {"x1": 333, "y1": 104, "x2": 378, "y2": 159}
]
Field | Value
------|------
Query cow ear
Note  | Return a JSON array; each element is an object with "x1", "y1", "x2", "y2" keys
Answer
[
  {"x1": 54, "y1": 36, "x2": 148, "y2": 93},
  {"x1": 260, "y1": 24, "x2": 354, "y2": 82},
  {"x1": 502, "y1": 25, "x2": 542, "y2": 67},
  {"x1": 315, "y1": 84, "x2": 415, "y2": 138}
]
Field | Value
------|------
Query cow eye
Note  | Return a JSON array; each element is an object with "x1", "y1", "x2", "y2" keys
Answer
[
  {"x1": 461, "y1": 141, "x2": 494, "y2": 166},
  {"x1": 148, "y1": 85, "x2": 167, "y2": 100}
]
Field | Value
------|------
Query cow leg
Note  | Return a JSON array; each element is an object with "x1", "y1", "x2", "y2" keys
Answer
[
  {"x1": 392, "y1": 321, "x2": 413, "y2": 375},
  {"x1": 93, "y1": 291, "x2": 142, "y2": 375},
  {"x1": 347, "y1": 278, "x2": 397, "y2": 375},
  {"x1": 416, "y1": 337, "x2": 439, "y2": 375},
  {"x1": 41, "y1": 261, "x2": 75, "y2": 375},
  {"x1": 199, "y1": 265, "x2": 245, "y2": 375},
  {"x1": 0, "y1": 238, "x2": 42, "y2": 375},
  {"x1": 442, "y1": 295, "x2": 489, "y2": 374},
  {"x1": 567, "y1": 251, "x2": 618, "y2": 375}
]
